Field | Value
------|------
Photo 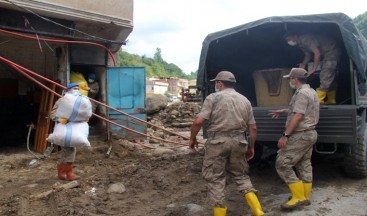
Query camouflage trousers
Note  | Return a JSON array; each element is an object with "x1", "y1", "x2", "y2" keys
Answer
[
  {"x1": 276, "y1": 130, "x2": 318, "y2": 184},
  {"x1": 319, "y1": 60, "x2": 338, "y2": 91},
  {"x1": 59, "y1": 146, "x2": 76, "y2": 163},
  {"x1": 202, "y1": 133, "x2": 256, "y2": 207}
]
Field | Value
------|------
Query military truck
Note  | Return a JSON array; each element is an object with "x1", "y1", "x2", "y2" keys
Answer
[
  {"x1": 181, "y1": 85, "x2": 201, "y2": 102},
  {"x1": 197, "y1": 13, "x2": 367, "y2": 178}
]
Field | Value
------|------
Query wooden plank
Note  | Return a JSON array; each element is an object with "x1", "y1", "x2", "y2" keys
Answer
[{"x1": 33, "y1": 83, "x2": 58, "y2": 153}]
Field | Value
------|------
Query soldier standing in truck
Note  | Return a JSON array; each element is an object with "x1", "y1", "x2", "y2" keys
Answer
[
  {"x1": 268, "y1": 68, "x2": 319, "y2": 211},
  {"x1": 284, "y1": 31, "x2": 341, "y2": 104}
]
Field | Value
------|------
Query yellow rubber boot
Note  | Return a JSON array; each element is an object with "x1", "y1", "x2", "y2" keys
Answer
[
  {"x1": 281, "y1": 181, "x2": 307, "y2": 210},
  {"x1": 244, "y1": 192, "x2": 264, "y2": 216},
  {"x1": 213, "y1": 207, "x2": 227, "y2": 216},
  {"x1": 303, "y1": 182, "x2": 312, "y2": 206},
  {"x1": 326, "y1": 91, "x2": 336, "y2": 104},
  {"x1": 316, "y1": 89, "x2": 327, "y2": 104}
]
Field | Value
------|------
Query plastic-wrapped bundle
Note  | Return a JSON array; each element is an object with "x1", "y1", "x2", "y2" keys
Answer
[
  {"x1": 47, "y1": 122, "x2": 90, "y2": 147},
  {"x1": 55, "y1": 93, "x2": 92, "y2": 122},
  {"x1": 70, "y1": 71, "x2": 89, "y2": 96}
]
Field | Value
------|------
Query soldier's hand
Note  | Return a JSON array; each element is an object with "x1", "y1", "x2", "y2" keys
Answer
[
  {"x1": 278, "y1": 136, "x2": 288, "y2": 148},
  {"x1": 189, "y1": 138, "x2": 198, "y2": 152},
  {"x1": 268, "y1": 109, "x2": 283, "y2": 119},
  {"x1": 245, "y1": 147, "x2": 255, "y2": 161}
]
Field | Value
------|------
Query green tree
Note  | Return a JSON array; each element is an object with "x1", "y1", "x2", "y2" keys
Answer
[
  {"x1": 116, "y1": 48, "x2": 194, "y2": 79},
  {"x1": 153, "y1": 48, "x2": 163, "y2": 63},
  {"x1": 353, "y1": 12, "x2": 367, "y2": 39}
]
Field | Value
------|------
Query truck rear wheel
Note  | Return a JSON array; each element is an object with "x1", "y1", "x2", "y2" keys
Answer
[{"x1": 343, "y1": 123, "x2": 367, "y2": 178}]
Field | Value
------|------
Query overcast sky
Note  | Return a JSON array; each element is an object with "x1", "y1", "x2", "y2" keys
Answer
[{"x1": 124, "y1": 0, "x2": 366, "y2": 74}]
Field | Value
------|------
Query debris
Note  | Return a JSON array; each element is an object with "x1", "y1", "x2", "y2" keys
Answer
[
  {"x1": 30, "y1": 180, "x2": 79, "y2": 199},
  {"x1": 107, "y1": 183, "x2": 126, "y2": 194},
  {"x1": 145, "y1": 94, "x2": 169, "y2": 114}
]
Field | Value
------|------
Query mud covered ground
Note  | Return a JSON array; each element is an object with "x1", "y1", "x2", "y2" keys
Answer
[{"x1": 1, "y1": 135, "x2": 367, "y2": 216}]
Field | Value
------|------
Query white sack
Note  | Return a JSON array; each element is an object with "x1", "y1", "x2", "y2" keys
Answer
[
  {"x1": 47, "y1": 122, "x2": 90, "y2": 147},
  {"x1": 55, "y1": 93, "x2": 92, "y2": 122}
]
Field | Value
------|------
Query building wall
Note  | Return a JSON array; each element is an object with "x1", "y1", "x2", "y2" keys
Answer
[
  {"x1": 45, "y1": 0, "x2": 133, "y2": 22},
  {"x1": 0, "y1": 36, "x2": 60, "y2": 95},
  {"x1": 0, "y1": 0, "x2": 133, "y2": 26},
  {"x1": 166, "y1": 78, "x2": 189, "y2": 95},
  {"x1": 0, "y1": 0, "x2": 133, "y2": 51},
  {"x1": 146, "y1": 80, "x2": 168, "y2": 95}
]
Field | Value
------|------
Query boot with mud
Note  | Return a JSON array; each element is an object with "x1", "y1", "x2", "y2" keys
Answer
[
  {"x1": 65, "y1": 163, "x2": 80, "y2": 180},
  {"x1": 57, "y1": 163, "x2": 67, "y2": 180},
  {"x1": 303, "y1": 182, "x2": 312, "y2": 206},
  {"x1": 281, "y1": 181, "x2": 308, "y2": 210},
  {"x1": 213, "y1": 206, "x2": 227, "y2": 216},
  {"x1": 316, "y1": 89, "x2": 327, "y2": 104},
  {"x1": 325, "y1": 90, "x2": 336, "y2": 104},
  {"x1": 244, "y1": 192, "x2": 264, "y2": 216}
]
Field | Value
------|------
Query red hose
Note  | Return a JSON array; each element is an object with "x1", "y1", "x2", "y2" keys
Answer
[
  {"x1": 0, "y1": 28, "x2": 116, "y2": 66},
  {"x1": 0, "y1": 56, "x2": 195, "y2": 142},
  {"x1": 2, "y1": 59, "x2": 189, "y2": 147}
]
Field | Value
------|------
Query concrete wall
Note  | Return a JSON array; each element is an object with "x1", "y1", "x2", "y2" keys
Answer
[
  {"x1": 45, "y1": 0, "x2": 133, "y2": 23},
  {"x1": 146, "y1": 82, "x2": 169, "y2": 95},
  {"x1": 0, "y1": 0, "x2": 133, "y2": 26},
  {"x1": 0, "y1": 36, "x2": 62, "y2": 95},
  {"x1": 0, "y1": 0, "x2": 133, "y2": 51}
]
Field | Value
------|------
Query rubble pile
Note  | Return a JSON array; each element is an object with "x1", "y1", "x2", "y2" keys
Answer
[
  {"x1": 145, "y1": 102, "x2": 201, "y2": 145},
  {"x1": 151, "y1": 101, "x2": 201, "y2": 128}
]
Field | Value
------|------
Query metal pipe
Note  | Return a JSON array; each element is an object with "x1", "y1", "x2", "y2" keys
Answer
[
  {"x1": 3, "y1": 60, "x2": 190, "y2": 147},
  {"x1": 0, "y1": 56, "x2": 196, "y2": 142}
]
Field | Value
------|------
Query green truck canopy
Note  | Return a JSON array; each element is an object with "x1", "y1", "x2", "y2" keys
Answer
[{"x1": 197, "y1": 13, "x2": 367, "y2": 93}]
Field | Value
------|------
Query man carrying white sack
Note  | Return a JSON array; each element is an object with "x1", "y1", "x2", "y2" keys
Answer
[{"x1": 49, "y1": 83, "x2": 92, "y2": 181}]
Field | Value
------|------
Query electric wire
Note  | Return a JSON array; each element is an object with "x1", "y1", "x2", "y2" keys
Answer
[
  {"x1": 0, "y1": 50, "x2": 194, "y2": 141},
  {"x1": 3, "y1": 0, "x2": 129, "y2": 44},
  {"x1": 0, "y1": 28, "x2": 117, "y2": 66},
  {"x1": 0, "y1": 56, "x2": 190, "y2": 147}
]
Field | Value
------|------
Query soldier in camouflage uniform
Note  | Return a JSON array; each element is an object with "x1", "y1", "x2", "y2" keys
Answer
[
  {"x1": 269, "y1": 68, "x2": 319, "y2": 211},
  {"x1": 189, "y1": 71, "x2": 264, "y2": 216},
  {"x1": 284, "y1": 31, "x2": 341, "y2": 104}
]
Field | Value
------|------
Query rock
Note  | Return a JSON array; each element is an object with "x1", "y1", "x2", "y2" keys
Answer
[
  {"x1": 170, "y1": 110, "x2": 180, "y2": 116},
  {"x1": 145, "y1": 94, "x2": 168, "y2": 115},
  {"x1": 107, "y1": 183, "x2": 126, "y2": 194},
  {"x1": 21, "y1": 184, "x2": 38, "y2": 188},
  {"x1": 186, "y1": 203, "x2": 204, "y2": 214},
  {"x1": 152, "y1": 148, "x2": 175, "y2": 155}
]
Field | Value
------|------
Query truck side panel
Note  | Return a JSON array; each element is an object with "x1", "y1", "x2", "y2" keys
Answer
[{"x1": 254, "y1": 106, "x2": 357, "y2": 144}]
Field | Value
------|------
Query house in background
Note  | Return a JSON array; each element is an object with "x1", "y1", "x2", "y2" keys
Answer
[
  {"x1": 165, "y1": 77, "x2": 189, "y2": 96},
  {"x1": 0, "y1": 0, "x2": 135, "y2": 152},
  {"x1": 146, "y1": 78, "x2": 169, "y2": 95}
]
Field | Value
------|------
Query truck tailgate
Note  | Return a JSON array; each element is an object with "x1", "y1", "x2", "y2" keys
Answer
[{"x1": 253, "y1": 106, "x2": 358, "y2": 144}]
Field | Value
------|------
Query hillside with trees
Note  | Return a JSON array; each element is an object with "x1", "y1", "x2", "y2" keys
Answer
[
  {"x1": 117, "y1": 48, "x2": 197, "y2": 79},
  {"x1": 353, "y1": 11, "x2": 367, "y2": 39}
]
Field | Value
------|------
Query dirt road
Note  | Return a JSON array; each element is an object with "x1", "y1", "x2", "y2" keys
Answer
[{"x1": 1, "y1": 135, "x2": 367, "y2": 216}]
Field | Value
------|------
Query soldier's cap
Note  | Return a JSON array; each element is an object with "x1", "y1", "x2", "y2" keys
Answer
[
  {"x1": 66, "y1": 83, "x2": 79, "y2": 89},
  {"x1": 283, "y1": 68, "x2": 308, "y2": 79},
  {"x1": 210, "y1": 71, "x2": 236, "y2": 83}
]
